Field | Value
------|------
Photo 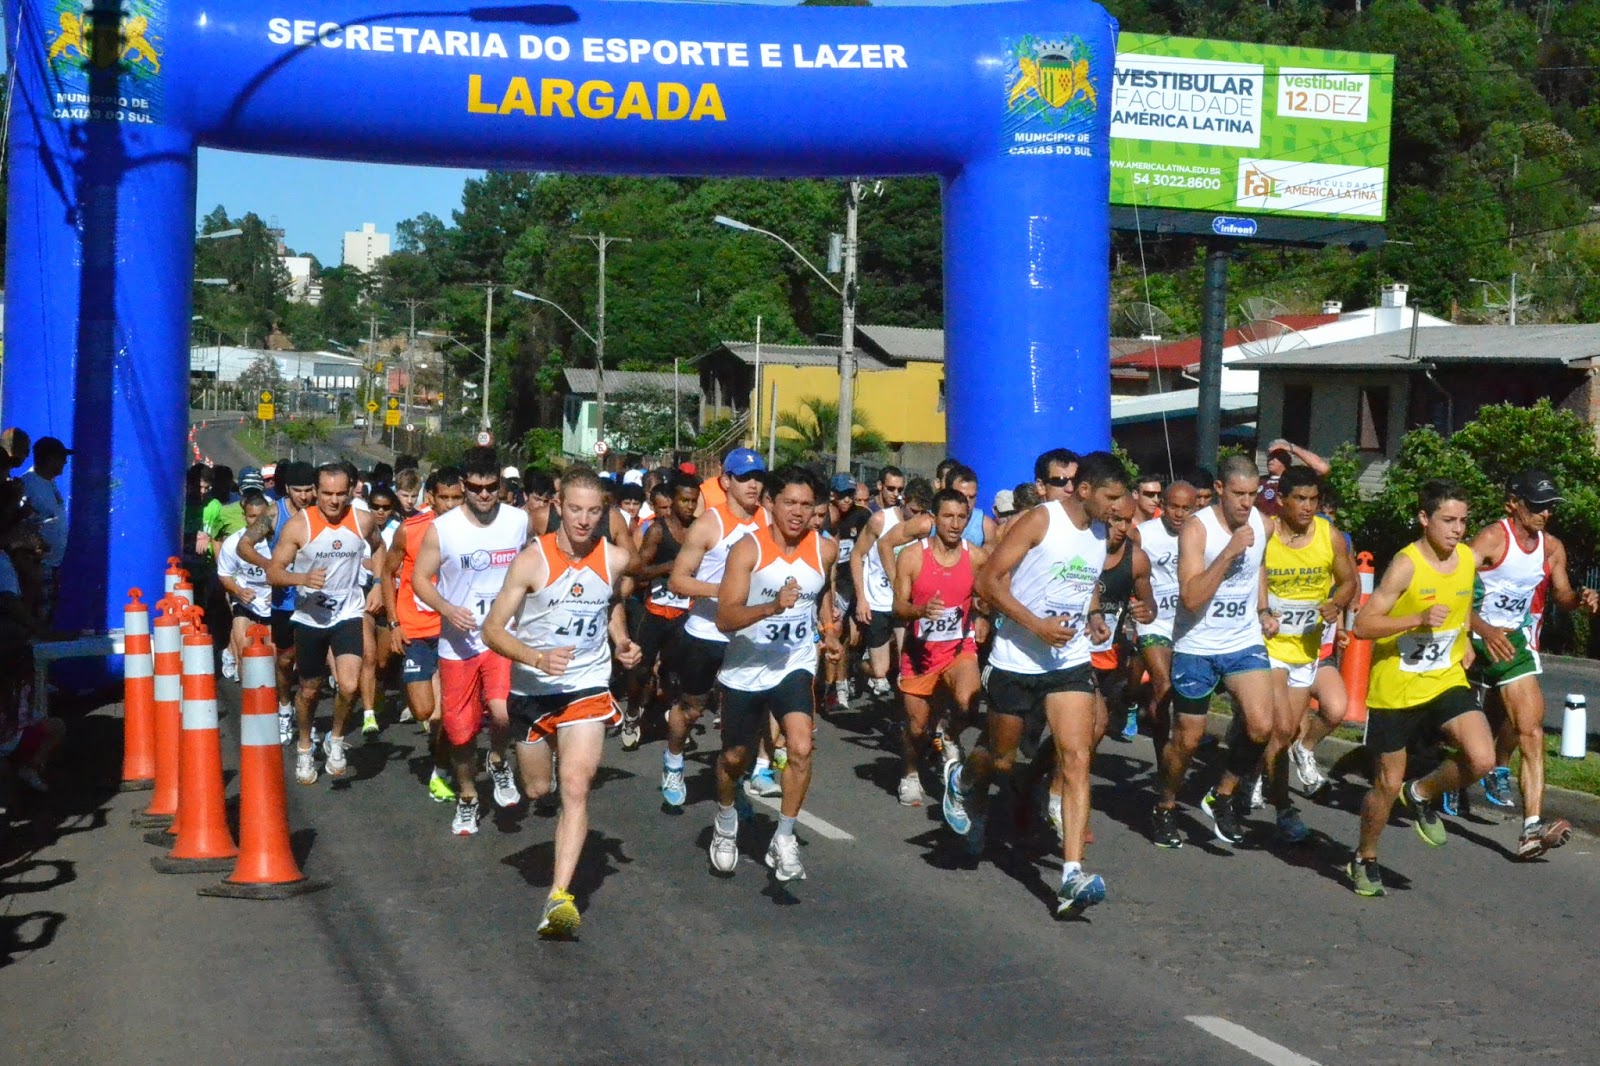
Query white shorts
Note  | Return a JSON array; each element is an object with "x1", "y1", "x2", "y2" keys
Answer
[{"x1": 1269, "y1": 656, "x2": 1318, "y2": 691}]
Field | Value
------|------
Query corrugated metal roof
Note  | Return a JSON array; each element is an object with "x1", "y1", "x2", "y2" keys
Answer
[
  {"x1": 1111, "y1": 314, "x2": 1340, "y2": 371},
  {"x1": 1233, "y1": 323, "x2": 1600, "y2": 370},
  {"x1": 563, "y1": 368, "x2": 702, "y2": 395},
  {"x1": 856, "y1": 324, "x2": 944, "y2": 363},
  {"x1": 719, "y1": 342, "x2": 893, "y2": 371}
]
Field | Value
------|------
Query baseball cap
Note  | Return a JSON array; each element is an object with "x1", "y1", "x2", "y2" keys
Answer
[
  {"x1": 261, "y1": 463, "x2": 277, "y2": 482},
  {"x1": 502, "y1": 465, "x2": 521, "y2": 480},
  {"x1": 239, "y1": 468, "x2": 266, "y2": 492},
  {"x1": 993, "y1": 489, "x2": 1016, "y2": 516},
  {"x1": 1508, "y1": 470, "x2": 1563, "y2": 509},
  {"x1": 35, "y1": 435, "x2": 73, "y2": 457},
  {"x1": 830, "y1": 473, "x2": 856, "y2": 494},
  {"x1": 723, "y1": 448, "x2": 766, "y2": 477}
]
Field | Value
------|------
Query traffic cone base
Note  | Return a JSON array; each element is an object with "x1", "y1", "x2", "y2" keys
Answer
[
  {"x1": 198, "y1": 876, "x2": 331, "y2": 901},
  {"x1": 143, "y1": 828, "x2": 178, "y2": 847},
  {"x1": 130, "y1": 812, "x2": 173, "y2": 829},
  {"x1": 118, "y1": 778, "x2": 155, "y2": 793},
  {"x1": 152, "y1": 855, "x2": 236, "y2": 875}
]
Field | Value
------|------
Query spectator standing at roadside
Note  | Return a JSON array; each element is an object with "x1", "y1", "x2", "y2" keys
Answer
[
  {"x1": 1256, "y1": 440, "x2": 1330, "y2": 518},
  {"x1": 20, "y1": 437, "x2": 71, "y2": 626}
]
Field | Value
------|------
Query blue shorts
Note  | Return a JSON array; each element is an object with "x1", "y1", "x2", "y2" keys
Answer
[
  {"x1": 1172, "y1": 646, "x2": 1271, "y2": 703},
  {"x1": 400, "y1": 636, "x2": 440, "y2": 684}
]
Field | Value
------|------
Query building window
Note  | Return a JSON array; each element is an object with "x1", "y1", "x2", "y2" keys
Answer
[
  {"x1": 1357, "y1": 386, "x2": 1390, "y2": 452},
  {"x1": 937, "y1": 376, "x2": 946, "y2": 414},
  {"x1": 1281, "y1": 384, "x2": 1313, "y2": 441}
]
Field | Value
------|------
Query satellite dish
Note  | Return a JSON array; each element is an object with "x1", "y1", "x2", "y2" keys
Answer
[
  {"x1": 1239, "y1": 296, "x2": 1291, "y2": 323},
  {"x1": 1237, "y1": 318, "x2": 1314, "y2": 359},
  {"x1": 1118, "y1": 302, "x2": 1174, "y2": 341}
]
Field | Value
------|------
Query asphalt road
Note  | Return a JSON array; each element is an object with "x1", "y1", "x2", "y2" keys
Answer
[{"x1": 7, "y1": 685, "x2": 1600, "y2": 1065}]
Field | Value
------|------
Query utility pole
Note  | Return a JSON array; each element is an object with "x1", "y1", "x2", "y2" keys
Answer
[
  {"x1": 482, "y1": 284, "x2": 495, "y2": 433},
  {"x1": 573, "y1": 232, "x2": 631, "y2": 450},
  {"x1": 836, "y1": 179, "x2": 861, "y2": 474},
  {"x1": 365, "y1": 312, "x2": 379, "y2": 445}
]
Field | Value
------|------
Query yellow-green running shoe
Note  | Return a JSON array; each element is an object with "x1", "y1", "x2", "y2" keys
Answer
[
  {"x1": 1346, "y1": 857, "x2": 1386, "y2": 897},
  {"x1": 428, "y1": 772, "x2": 456, "y2": 804},
  {"x1": 539, "y1": 890, "x2": 581, "y2": 938},
  {"x1": 1400, "y1": 780, "x2": 1447, "y2": 847}
]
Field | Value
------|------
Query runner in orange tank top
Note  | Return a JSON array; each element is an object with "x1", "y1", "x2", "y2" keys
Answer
[{"x1": 891, "y1": 488, "x2": 989, "y2": 808}]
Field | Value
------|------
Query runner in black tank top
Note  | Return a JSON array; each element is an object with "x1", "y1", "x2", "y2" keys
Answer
[{"x1": 621, "y1": 475, "x2": 702, "y2": 750}]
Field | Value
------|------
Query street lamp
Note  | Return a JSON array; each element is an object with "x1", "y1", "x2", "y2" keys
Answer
[
  {"x1": 510, "y1": 290, "x2": 604, "y2": 446},
  {"x1": 197, "y1": 227, "x2": 244, "y2": 241},
  {"x1": 1468, "y1": 275, "x2": 1524, "y2": 327},
  {"x1": 714, "y1": 185, "x2": 860, "y2": 472},
  {"x1": 419, "y1": 330, "x2": 490, "y2": 438}
]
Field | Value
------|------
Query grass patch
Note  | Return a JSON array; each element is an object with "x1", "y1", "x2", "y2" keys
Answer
[
  {"x1": 1518, "y1": 735, "x2": 1600, "y2": 796},
  {"x1": 231, "y1": 424, "x2": 278, "y2": 465}
]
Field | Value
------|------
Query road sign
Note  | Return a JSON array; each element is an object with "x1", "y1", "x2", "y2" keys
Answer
[
  {"x1": 388, "y1": 397, "x2": 400, "y2": 410},
  {"x1": 475, "y1": 431, "x2": 493, "y2": 447},
  {"x1": 374, "y1": 362, "x2": 384, "y2": 374},
  {"x1": 366, "y1": 400, "x2": 378, "y2": 414},
  {"x1": 259, "y1": 390, "x2": 273, "y2": 403},
  {"x1": 257, "y1": 403, "x2": 274, "y2": 421},
  {"x1": 385, "y1": 409, "x2": 401, "y2": 428},
  {"x1": 405, "y1": 423, "x2": 415, "y2": 432},
  {"x1": 594, "y1": 439, "x2": 610, "y2": 457}
]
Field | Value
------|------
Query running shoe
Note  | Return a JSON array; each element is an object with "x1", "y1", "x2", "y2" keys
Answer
[
  {"x1": 323, "y1": 733, "x2": 350, "y2": 778},
  {"x1": 1119, "y1": 711, "x2": 1138, "y2": 742},
  {"x1": 1289, "y1": 742, "x2": 1329, "y2": 795},
  {"x1": 765, "y1": 834, "x2": 806, "y2": 881},
  {"x1": 398, "y1": 707, "x2": 416, "y2": 724},
  {"x1": 1400, "y1": 780, "x2": 1447, "y2": 847},
  {"x1": 1482, "y1": 766, "x2": 1516, "y2": 808},
  {"x1": 941, "y1": 761, "x2": 971, "y2": 835},
  {"x1": 1275, "y1": 805, "x2": 1310, "y2": 844},
  {"x1": 869, "y1": 678, "x2": 893, "y2": 700},
  {"x1": 748, "y1": 767, "x2": 782, "y2": 797},
  {"x1": 538, "y1": 890, "x2": 580, "y2": 938},
  {"x1": 898, "y1": 773, "x2": 926, "y2": 807},
  {"x1": 619, "y1": 713, "x2": 642, "y2": 752},
  {"x1": 361, "y1": 709, "x2": 379, "y2": 735},
  {"x1": 772, "y1": 746, "x2": 788, "y2": 772},
  {"x1": 1150, "y1": 805, "x2": 1183, "y2": 849},
  {"x1": 661, "y1": 760, "x2": 687, "y2": 807},
  {"x1": 709, "y1": 819, "x2": 740, "y2": 873},
  {"x1": 1248, "y1": 774, "x2": 1266, "y2": 812},
  {"x1": 451, "y1": 797, "x2": 480, "y2": 836},
  {"x1": 1439, "y1": 789, "x2": 1462, "y2": 817},
  {"x1": 1202, "y1": 788, "x2": 1245, "y2": 845},
  {"x1": 428, "y1": 770, "x2": 456, "y2": 803},
  {"x1": 1056, "y1": 869, "x2": 1106, "y2": 918},
  {"x1": 1516, "y1": 818, "x2": 1573, "y2": 861},
  {"x1": 823, "y1": 687, "x2": 843, "y2": 715},
  {"x1": 488, "y1": 757, "x2": 519, "y2": 809},
  {"x1": 295, "y1": 746, "x2": 318, "y2": 786},
  {"x1": 278, "y1": 709, "x2": 294, "y2": 745},
  {"x1": 835, "y1": 680, "x2": 851, "y2": 708},
  {"x1": 221, "y1": 648, "x2": 239, "y2": 683},
  {"x1": 1346, "y1": 857, "x2": 1386, "y2": 897}
]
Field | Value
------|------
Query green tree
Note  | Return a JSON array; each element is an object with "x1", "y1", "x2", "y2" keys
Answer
[
  {"x1": 774, "y1": 396, "x2": 888, "y2": 466},
  {"x1": 236, "y1": 352, "x2": 285, "y2": 403},
  {"x1": 605, "y1": 385, "x2": 690, "y2": 456}
]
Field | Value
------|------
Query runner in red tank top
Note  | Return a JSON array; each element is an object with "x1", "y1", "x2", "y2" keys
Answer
[{"x1": 890, "y1": 488, "x2": 990, "y2": 807}]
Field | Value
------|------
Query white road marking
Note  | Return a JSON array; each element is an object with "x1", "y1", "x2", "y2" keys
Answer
[
  {"x1": 746, "y1": 792, "x2": 855, "y2": 840},
  {"x1": 1186, "y1": 1017, "x2": 1321, "y2": 1066}
]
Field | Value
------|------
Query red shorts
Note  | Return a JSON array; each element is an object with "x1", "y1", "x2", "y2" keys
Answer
[
  {"x1": 507, "y1": 689, "x2": 620, "y2": 745},
  {"x1": 899, "y1": 650, "x2": 977, "y2": 699},
  {"x1": 439, "y1": 651, "x2": 513, "y2": 746}
]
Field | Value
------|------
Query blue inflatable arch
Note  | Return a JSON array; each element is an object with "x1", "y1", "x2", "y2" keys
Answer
[{"x1": 3, "y1": 0, "x2": 1115, "y2": 636}]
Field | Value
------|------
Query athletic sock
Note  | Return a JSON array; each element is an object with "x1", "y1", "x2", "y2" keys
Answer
[
  {"x1": 776, "y1": 815, "x2": 797, "y2": 839},
  {"x1": 1524, "y1": 815, "x2": 1540, "y2": 830},
  {"x1": 715, "y1": 804, "x2": 738, "y2": 834},
  {"x1": 1061, "y1": 861, "x2": 1082, "y2": 885},
  {"x1": 664, "y1": 750, "x2": 685, "y2": 771},
  {"x1": 754, "y1": 756, "x2": 772, "y2": 775}
]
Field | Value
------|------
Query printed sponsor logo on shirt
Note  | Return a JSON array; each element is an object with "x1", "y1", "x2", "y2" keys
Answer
[{"x1": 462, "y1": 547, "x2": 519, "y2": 571}]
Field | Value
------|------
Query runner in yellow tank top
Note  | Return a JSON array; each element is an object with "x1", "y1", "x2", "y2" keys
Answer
[
  {"x1": 1262, "y1": 468, "x2": 1357, "y2": 798},
  {"x1": 1345, "y1": 479, "x2": 1495, "y2": 898}
]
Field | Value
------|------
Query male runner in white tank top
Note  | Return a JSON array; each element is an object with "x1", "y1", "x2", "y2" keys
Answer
[
  {"x1": 1467, "y1": 470, "x2": 1597, "y2": 859},
  {"x1": 484, "y1": 467, "x2": 641, "y2": 936},
  {"x1": 707, "y1": 468, "x2": 842, "y2": 883},
  {"x1": 849, "y1": 465, "x2": 908, "y2": 699},
  {"x1": 661, "y1": 447, "x2": 768, "y2": 808},
  {"x1": 412, "y1": 448, "x2": 537, "y2": 835},
  {"x1": 1133, "y1": 480, "x2": 1196, "y2": 770},
  {"x1": 1153, "y1": 455, "x2": 1282, "y2": 850},
  {"x1": 267, "y1": 464, "x2": 389, "y2": 786},
  {"x1": 942, "y1": 451, "x2": 1125, "y2": 919}
]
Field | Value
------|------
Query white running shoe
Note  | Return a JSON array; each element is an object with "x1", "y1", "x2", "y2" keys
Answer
[
  {"x1": 489, "y1": 757, "x2": 519, "y2": 809},
  {"x1": 295, "y1": 746, "x2": 318, "y2": 785},
  {"x1": 323, "y1": 733, "x2": 349, "y2": 778},
  {"x1": 1290, "y1": 742, "x2": 1329, "y2": 794},
  {"x1": 220, "y1": 648, "x2": 239, "y2": 683},
  {"x1": 709, "y1": 821, "x2": 739, "y2": 873},
  {"x1": 451, "y1": 798, "x2": 480, "y2": 836},
  {"x1": 398, "y1": 707, "x2": 416, "y2": 724},
  {"x1": 278, "y1": 709, "x2": 294, "y2": 745},
  {"x1": 765, "y1": 834, "x2": 806, "y2": 881},
  {"x1": 898, "y1": 773, "x2": 926, "y2": 807},
  {"x1": 361, "y1": 709, "x2": 379, "y2": 735}
]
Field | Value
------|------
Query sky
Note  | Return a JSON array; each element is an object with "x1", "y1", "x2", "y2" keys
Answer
[{"x1": 189, "y1": 0, "x2": 984, "y2": 263}]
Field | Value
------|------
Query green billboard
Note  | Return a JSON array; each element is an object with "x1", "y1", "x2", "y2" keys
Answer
[{"x1": 1110, "y1": 34, "x2": 1394, "y2": 222}]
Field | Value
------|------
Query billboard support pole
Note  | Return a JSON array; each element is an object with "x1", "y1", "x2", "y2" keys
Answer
[{"x1": 1196, "y1": 242, "x2": 1230, "y2": 470}]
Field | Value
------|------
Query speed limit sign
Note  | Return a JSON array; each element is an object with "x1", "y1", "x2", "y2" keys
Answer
[
  {"x1": 594, "y1": 439, "x2": 610, "y2": 457},
  {"x1": 475, "y1": 430, "x2": 493, "y2": 447}
]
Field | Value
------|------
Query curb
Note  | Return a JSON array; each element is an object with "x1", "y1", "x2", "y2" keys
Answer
[{"x1": 1205, "y1": 712, "x2": 1600, "y2": 839}]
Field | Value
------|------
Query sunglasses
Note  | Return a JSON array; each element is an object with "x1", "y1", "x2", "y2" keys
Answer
[
  {"x1": 731, "y1": 471, "x2": 764, "y2": 483},
  {"x1": 1043, "y1": 476, "x2": 1073, "y2": 488},
  {"x1": 1140, "y1": 490, "x2": 1162, "y2": 498},
  {"x1": 465, "y1": 480, "x2": 500, "y2": 496}
]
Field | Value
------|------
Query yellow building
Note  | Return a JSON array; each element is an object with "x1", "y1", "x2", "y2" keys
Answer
[{"x1": 700, "y1": 325, "x2": 947, "y2": 469}]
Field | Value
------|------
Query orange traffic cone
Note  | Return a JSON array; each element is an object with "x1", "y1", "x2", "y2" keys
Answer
[
  {"x1": 164, "y1": 557, "x2": 185, "y2": 596},
  {"x1": 172, "y1": 579, "x2": 195, "y2": 607},
  {"x1": 200, "y1": 631, "x2": 327, "y2": 900},
  {"x1": 119, "y1": 589, "x2": 157, "y2": 791},
  {"x1": 134, "y1": 597, "x2": 185, "y2": 828},
  {"x1": 1340, "y1": 551, "x2": 1377, "y2": 727},
  {"x1": 152, "y1": 625, "x2": 238, "y2": 873}
]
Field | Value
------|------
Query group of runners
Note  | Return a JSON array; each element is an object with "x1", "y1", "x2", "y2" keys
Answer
[{"x1": 208, "y1": 441, "x2": 1592, "y2": 934}]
